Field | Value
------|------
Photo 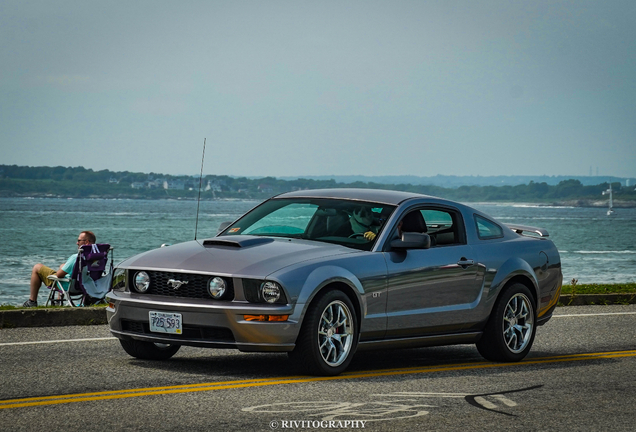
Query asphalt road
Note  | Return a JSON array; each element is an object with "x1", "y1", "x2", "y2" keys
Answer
[{"x1": 1, "y1": 305, "x2": 635, "y2": 432}]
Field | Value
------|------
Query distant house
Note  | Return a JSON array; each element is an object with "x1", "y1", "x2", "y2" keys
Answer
[
  {"x1": 147, "y1": 179, "x2": 164, "y2": 189},
  {"x1": 109, "y1": 177, "x2": 119, "y2": 184},
  {"x1": 130, "y1": 182, "x2": 145, "y2": 189},
  {"x1": 163, "y1": 179, "x2": 185, "y2": 190},
  {"x1": 205, "y1": 181, "x2": 222, "y2": 192},
  {"x1": 258, "y1": 184, "x2": 274, "y2": 194}
]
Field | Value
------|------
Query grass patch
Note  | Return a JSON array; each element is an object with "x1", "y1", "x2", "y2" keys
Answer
[{"x1": 560, "y1": 282, "x2": 636, "y2": 295}]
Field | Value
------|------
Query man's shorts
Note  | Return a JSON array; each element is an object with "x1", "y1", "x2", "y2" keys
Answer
[{"x1": 36, "y1": 265, "x2": 56, "y2": 287}]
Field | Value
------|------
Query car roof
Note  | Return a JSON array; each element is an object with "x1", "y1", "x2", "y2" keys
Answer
[{"x1": 274, "y1": 188, "x2": 433, "y2": 206}]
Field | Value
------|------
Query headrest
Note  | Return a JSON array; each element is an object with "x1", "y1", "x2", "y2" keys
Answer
[{"x1": 401, "y1": 211, "x2": 427, "y2": 233}]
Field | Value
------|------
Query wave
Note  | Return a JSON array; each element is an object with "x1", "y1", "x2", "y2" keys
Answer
[
  {"x1": 497, "y1": 216, "x2": 584, "y2": 221},
  {"x1": 562, "y1": 275, "x2": 636, "y2": 284},
  {"x1": 568, "y1": 250, "x2": 636, "y2": 255},
  {"x1": 202, "y1": 213, "x2": 242, "y2": 218},
  {"x1": 512, "y1": 204, "x2": 576, "y2": 209}
]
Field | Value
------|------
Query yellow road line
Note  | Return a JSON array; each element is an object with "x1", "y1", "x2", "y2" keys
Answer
[
  {"x1": 2, "y1": 350, "x2": 635, "y2": 410},
  {"x1": 1, "y1": 377, "x2": 298, "y2": 404}
]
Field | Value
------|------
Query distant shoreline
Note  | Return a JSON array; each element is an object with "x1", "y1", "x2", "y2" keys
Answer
[
  {"x1": 542, "y1": 199, "x2": 636, "y2": 209},
  {"x1": 2, "y1": 167, "x2": 635, "y2": 205},
  {"x1": 2, "y1": 194, "x2": 634, "y2": 208}
]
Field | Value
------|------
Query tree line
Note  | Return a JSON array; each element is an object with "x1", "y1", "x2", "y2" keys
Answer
[{"x1": 0, "y1": 164, "x2": 634, "y2": 204}]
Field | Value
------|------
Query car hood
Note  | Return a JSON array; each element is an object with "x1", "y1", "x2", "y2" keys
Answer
[{"x1": 117, "y1": 235, "x2": 357, "y2": 278}]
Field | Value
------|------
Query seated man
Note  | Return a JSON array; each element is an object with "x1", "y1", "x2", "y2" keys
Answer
[
  {"x1": 25, "y1": 231, "x2": 96, "y2": 307},
  {"x1": 348, "y1": 206, "x2": 379, "y2": 241}
]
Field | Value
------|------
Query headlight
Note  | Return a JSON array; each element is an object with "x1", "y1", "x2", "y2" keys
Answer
[
  {"x1": 243, "y1": 279, "x2": 287, "y2": 304},
  {"x1": 112, "y1": 268, "x2": 126, "y2": 291},
  {"x1": 133, "y1": 271, "x2": 150, "y2": 293},
  {"x1": 208, "y1": 277, "x2": 227, "y2": 299},
  {"x1": 261, "y1": 281, "x2": 282, "y2": 303}
]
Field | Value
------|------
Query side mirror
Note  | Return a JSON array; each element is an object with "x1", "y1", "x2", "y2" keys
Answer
[
  {"x1": 217, "y1": 221, "x2": 232, "y2": 234},
  {"x1": 390, "y1": 232, "x2": 431, "y2": 250}
]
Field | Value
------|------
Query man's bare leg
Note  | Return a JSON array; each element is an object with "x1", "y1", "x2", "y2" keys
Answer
[{"x1": 29, "y1": 263, "x2": 45, "y2": 302}]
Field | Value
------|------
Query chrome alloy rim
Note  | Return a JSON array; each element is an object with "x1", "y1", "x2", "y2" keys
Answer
[
  {"x1": 318, "y1": 300, "x2": 354, "y2": 367},
  {"x1": 503, "y1": 293, "x2": 534, "y2": 353}
]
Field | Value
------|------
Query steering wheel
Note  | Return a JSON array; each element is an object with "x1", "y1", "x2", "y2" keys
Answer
[{"x1": 348, "y1": 233, "x2": 366, "y2": 239}]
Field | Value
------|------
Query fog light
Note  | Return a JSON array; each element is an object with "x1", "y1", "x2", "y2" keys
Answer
[
  {"x1": 133, "y1": 271, "x2": 150, "y2": 293},
  {"x1": 208, "y1": 277, "x2": 226, "y2": 299},
  {"x1": 261, "y1": 282, "x2": 281, "y2": 303}
]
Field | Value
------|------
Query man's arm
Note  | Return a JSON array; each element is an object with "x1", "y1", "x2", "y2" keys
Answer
[
  {"x1": 55, "y1": 266, "x2": 68, "y2": 278},
  {"x1": 56, "y1": 254, "x2": 78, "y2": 278}
]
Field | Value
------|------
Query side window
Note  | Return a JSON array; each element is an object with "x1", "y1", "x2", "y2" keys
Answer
[
  {"x1": 475, "y1": 215, "x2": 504, "y2": 240},
  {"x1": 419, "y1": 208, "x2": 463, "y2": 246}
]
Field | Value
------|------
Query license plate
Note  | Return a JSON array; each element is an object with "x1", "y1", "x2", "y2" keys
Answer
[{"x1": 149, "y1": 311, "x2": 182, "y2": 334}]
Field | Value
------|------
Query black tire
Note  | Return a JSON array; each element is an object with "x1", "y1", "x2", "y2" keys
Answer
[
  {"x1": 119, "y1": 339, "x2": 181, "y2": 360},
  {"x1": 476, "y1": 283, "x2": 537, "y2": 362},
  {"x1": 289, "y1": 290, "x2": 359, "y2": 376}
]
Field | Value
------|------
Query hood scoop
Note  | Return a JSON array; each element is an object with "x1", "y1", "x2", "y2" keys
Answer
[{"x1": 203, "y1": 236, "x2": 275, "y2": 248}]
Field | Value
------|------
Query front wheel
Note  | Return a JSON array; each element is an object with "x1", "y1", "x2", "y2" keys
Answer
[
  {"x1": 289, "y1": 290, "x2": 358, "y2": 376},
  {"x1": 119, "y1": 339, "x2": 181, "y2": 360},
  {"x1": 476, "y1": 283, "x2": 536, "y2": 362}
]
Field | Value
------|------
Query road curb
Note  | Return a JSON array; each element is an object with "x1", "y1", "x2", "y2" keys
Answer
[
  {"x1": 0, "y1": 307, "x2": 107, "y2": 329},
  {"x1": 558, "y1": 293, "x2": 636, "y2": 306},
  {"x1": 1, "y1": 294, "x2": 635, "y2": 329}
]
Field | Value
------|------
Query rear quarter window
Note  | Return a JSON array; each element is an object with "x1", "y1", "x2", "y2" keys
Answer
[{"x1": 475, "y1": 215, "x2": 504, "y2": 240}]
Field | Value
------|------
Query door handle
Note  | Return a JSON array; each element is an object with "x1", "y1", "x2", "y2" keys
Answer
[{"x1": 457, "y1": 258, "x2": 475, "y2": 267}]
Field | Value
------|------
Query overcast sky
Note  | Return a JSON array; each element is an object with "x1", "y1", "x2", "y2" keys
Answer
[{"x1": 1, "y1": 0, "x2": 635, "y2": 178}]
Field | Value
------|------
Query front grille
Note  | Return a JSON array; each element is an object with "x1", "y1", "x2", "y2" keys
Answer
[
  {"x1": 136, "y1": 271, "x2": 234, "y2": 300},
  {"x1": 121, "y1": 319, "x2": 235, "y2": 342}
]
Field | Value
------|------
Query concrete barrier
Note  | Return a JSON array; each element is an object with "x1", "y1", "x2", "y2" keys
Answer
[
  {"x1": 558, "y1": 293, "x2": 636, "y2": 306},
  {"x1": 0, "y1": 307, "x2": 107, "y2": 329}
]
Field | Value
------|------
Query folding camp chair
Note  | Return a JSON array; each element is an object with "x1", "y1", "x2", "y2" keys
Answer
[{"x1": 46, "y1": 244, "x2": 114, "y2": 307}]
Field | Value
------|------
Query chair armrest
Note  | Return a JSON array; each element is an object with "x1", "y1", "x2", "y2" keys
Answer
[{"x1": 47, "y1": 275, "x2": 71, "y2": 282}]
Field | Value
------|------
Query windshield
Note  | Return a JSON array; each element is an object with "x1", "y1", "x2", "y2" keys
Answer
[{"x1": 220, "y1": 198, "x2": 396, "y2": 251}]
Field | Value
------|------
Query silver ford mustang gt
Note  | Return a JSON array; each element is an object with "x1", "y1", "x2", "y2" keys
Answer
[{"x1": 106, "y1": 188, "x2": 562, "y2": 375}]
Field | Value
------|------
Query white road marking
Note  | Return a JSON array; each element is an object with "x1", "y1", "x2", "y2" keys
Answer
[
  {"x1": 474, "y1": 396, "x2": 497, "y2": 409},
  {"x1": 0, "y1": 337, "x2": 116, "y2": 347},
  {"x1": 553, "y1": 312, "x2": 636, "y2": 318},
  {"x1": 373, "y1": 392, "x2": 467, "y2": 398},
  {"x1": 492, "y1": 394, "x2": 517, "y2": 407}
]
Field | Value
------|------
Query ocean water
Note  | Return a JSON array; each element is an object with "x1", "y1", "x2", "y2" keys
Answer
[{"x1": 0, "y1": 197, "x2": 634, "y2": 306}]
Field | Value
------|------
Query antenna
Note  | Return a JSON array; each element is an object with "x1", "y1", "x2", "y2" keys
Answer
[{"x1": 194, "y1": 138, "x2": 206, "y2": 240}]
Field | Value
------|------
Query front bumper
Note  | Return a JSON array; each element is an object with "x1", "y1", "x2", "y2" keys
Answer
[{"x1": 106, "y1": 291, "x2": 300, "y2": 352}]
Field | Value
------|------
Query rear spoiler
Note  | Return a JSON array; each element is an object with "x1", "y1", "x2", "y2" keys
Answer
[{"x1": 505, "y1": 224, "x2": 550, "y2": 238}]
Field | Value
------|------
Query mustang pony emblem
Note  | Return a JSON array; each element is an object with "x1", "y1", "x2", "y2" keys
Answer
[{"x1": 167, "y1": 279, "x2": 188, "y2": 289}]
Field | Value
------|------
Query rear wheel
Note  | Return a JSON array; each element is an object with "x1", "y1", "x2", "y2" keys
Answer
[
  {"x1": 477, "y1": 283, "x2": 536, "y2": 362},
  {"x1": 289, "y1": 290, "x2": 358, "y2": 376},
  {"x1": 119, "y1": 339, "x2": 181, "y2": 360}
]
